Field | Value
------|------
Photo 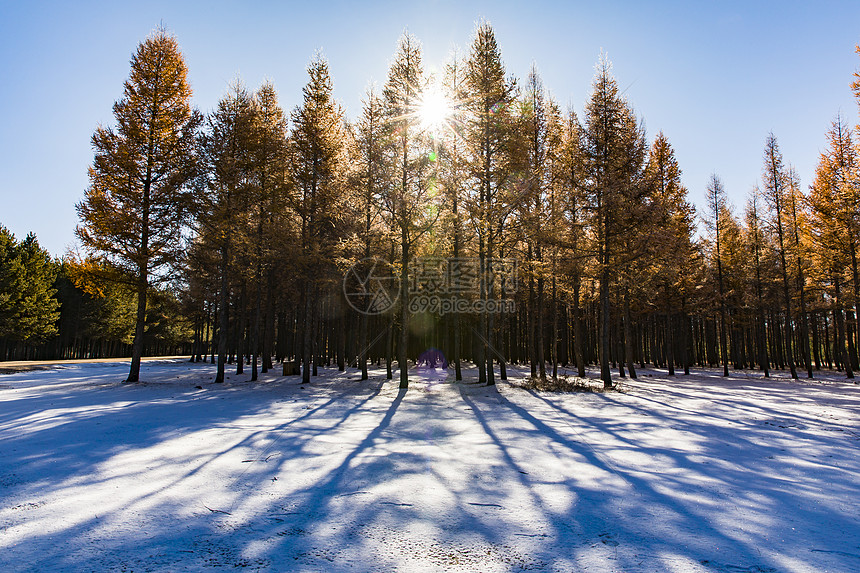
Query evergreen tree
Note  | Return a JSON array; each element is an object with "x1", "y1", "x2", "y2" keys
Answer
[{"x1": 0, "y1": 227, "x2": 60, "y2": 346}]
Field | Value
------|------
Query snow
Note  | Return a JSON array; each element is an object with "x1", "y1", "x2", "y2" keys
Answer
[{"x1": 1, "y1": 359, "x2": 859, "y2": 572}]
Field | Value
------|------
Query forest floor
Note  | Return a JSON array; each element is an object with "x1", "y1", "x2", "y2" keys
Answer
[{"x1": 0, "y1": 359, "x2": 858, "y2": 572}]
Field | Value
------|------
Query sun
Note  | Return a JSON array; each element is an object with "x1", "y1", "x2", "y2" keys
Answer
[{"x1": 417, "y1": 86, "x2": 452, "y2": 132}]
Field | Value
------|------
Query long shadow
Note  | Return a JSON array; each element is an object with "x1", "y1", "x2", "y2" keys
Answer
[
  {"x1": 226, "y1": 387, "x2": 409, "y2": 566},
  {"x1": 4, "y1": 362, "x2": 858, "y2": 572},
  {"x1": 511, "y1": 385, "x2": 859, "y2": 571},
  {"x1": 0, "y1": 363, "x2": 392, "y2": 571},
  {"x1": 455, "y1": 388, "x2": 567, "y2": 544},
  {"x1": 224, "y1": 384, "x2": 559, "y2": 570}
]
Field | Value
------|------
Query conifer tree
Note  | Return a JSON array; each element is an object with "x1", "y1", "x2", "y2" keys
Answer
[
  {"x1": 787, "y1": 168, "x2": 813, "y2": 378},
  {"x1": 561, "y1": 108, "x2": 587, "y2": 378},
  {"x1": 463, "y1": 22, "x2": 518, "y2": 385},
  {"x1": 354, "y1": 87, "x2": 387, "y2": 380},
  {"x1": 704, "y1": 174, "x2": 731, "y2": 376},
  {"x1": 381, "y1": 33, "x2": 440, "y2": 389},
  {"x1": 198, "y1": 82, "x2": 256, "y2": 383},
  {"x1": 761, "y1": 134, "x2": 798, "y2": 379},
  {"x1": 645, "y1": 132, "x2": 694, "y2": 376},
  {"x1": 809, "y1": 118, "x2": 857, "y2": 378},
  {"x1": 581, "y1": 54, "x2": 646, "y2": 388},
  {"x1": 441, "y1": 53, "x2": 469, "y2": 381},
  {"x1": 76, "y1": 29, "x2": 200, "y2": 382},
  {"x1": 0, "y1": 227, "x2": 60, "y2": 345},
  {"x1": 289, "y1": 56, "x2": 350, "y2": 384},
  {"x1": 745, "y1": 187, "x2": 770, "y2": 376},
  {"x1": 521, "y1": 66, "x2": 550, "y2": 380},
  {"x1": 247, "y1": 82, "x2": 288, "y2": 380}
]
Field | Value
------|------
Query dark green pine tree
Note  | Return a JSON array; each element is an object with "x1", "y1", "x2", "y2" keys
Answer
[{"x1": 0, "y1": 226, "x2": 60, "y2": 349}]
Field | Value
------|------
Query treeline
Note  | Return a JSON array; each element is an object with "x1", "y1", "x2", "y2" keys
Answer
[
  {"x1": 45, "y1": 26, "x2": 860, "y2": 385},
  {"x1": 0, "y1": 226, "x2": 192, "y2": 361}
]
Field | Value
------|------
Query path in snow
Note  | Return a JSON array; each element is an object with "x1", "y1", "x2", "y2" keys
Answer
[{"x1": 0, "y1": 360, "x2": 858, "y2": 572}]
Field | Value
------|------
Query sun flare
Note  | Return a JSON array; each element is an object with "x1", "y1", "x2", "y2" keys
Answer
[{"x1": 417, "y1": 87, "x2": 452, "y2": 132}]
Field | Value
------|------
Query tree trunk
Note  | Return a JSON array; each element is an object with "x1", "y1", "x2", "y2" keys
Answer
[
  {"x1": 127, "y1": 267, "x2": 147, "y2": 383},
  {"x1": 623, "y1": 289, "x2": 636, "y2": 379},
  {"x1": 573, "y1": 279, "x2": 585, "y2": 377},
  {"x1": 215, "y1": 242, "x2": 229, "y2": 383}
]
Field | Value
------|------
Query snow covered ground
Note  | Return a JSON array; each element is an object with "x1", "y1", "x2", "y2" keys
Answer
[{"x1": 0, "y1": 359, "x2": 858, "y2": 572}]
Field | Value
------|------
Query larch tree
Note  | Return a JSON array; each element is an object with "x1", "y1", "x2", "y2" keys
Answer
[
  {"x1": 646, "y1": 132, "x2": 694, "y2": 376},
  {"x1": 381, "y1": 32, "x2": 439, "y2": 389},
  {"x1": 248, "y1": 82, "x2": 288, "y2": 380},
  {"x1": 289, "y1": 56, "x2": 351, "y2": 384},
  {"x1": 354, "y1": 87, "x2": 388, "y2": 380},
  {"x1": 808, "y1": 118, "x2": 857, "y2": 378},
  {"x1": 704, "y1": 174, "x2": 730, "y2": 377},
  {"x1": 441, "y1": 52, "x2": 470, "y2": 381},
  {"x1": 580, "y1": 54, "x2": 646, "y2": 388},
  {"x1": 787, "y1": 167, "x2": 813, "y2": 378},
  {"x1": 761, "y1": 134, "x2": 798, "y2": 379},
  {"x1": 463, "y1": 21, "x2": 518, "y2": 386},
  {"x1": 521, "y1": 65, "x2": 551, "y2": 380},
  {"x1": 197, "y1": 82, "x2": 256, "y2": 383},
  {"x1": 744, "y1": 187, "x2": 770, "y2": 376},
  {"x1": 561, "y1": 107, "x2": 587, "y2": 378},
  {"x1": 76, "y1": 29, "x2": 200, "y2": 382}
]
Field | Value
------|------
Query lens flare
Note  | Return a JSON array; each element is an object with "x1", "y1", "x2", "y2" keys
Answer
[{"x1": 417, "y1": 87, "x2": 451, "y2": 132}]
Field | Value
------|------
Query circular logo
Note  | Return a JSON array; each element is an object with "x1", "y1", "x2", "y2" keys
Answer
[{"x1": 343, "y1": 257, "x2": 401, "y2": 315}]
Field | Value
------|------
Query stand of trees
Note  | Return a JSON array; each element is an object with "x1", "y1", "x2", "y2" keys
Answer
[
  {"x1": 4, "y1": 26, "x2": 860, "y2": 387},
  {"x1": 0, "y1": 225, "x2": 190, "y2": 361}
]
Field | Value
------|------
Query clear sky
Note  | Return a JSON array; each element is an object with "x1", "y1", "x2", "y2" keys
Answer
[{"x1": 1, "y1": 0, "x2": 858, "y2": 257}]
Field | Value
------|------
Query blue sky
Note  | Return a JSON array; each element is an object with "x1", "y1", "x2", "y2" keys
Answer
[{"x1": 1, "y1": 0, "x2": 858, "y2": 257}]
